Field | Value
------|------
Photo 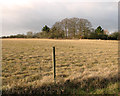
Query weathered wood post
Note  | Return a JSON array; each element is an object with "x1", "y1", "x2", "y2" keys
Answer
[{"x1": 53, "y1": 46, "x2": 56, "y2": 83}]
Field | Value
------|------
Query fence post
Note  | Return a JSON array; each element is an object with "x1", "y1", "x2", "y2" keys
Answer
[{"x1": 53, "y1": 46, "x2": 56, "y2": 83}]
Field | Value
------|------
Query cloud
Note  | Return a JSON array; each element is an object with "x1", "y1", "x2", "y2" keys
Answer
[{"x1": 2, "y1": 1, "x2": 118, "y2": 36}]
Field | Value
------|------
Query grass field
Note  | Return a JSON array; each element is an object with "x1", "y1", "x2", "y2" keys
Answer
[{"x1": 2, "y1": 39, "x2": 119, "y2": 95}]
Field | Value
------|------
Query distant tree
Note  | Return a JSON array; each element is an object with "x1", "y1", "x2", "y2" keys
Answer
[
  {"x1": 104, "y1": 29, "x2": 109, "y2": 35},
  {"x1": 33, "y1": 32, "x2": 41, "y2": 38},
  {"x1": 89, "y1": 26, "x2": 108, "y2": 40},
  {"x1": 2, "y1": 36, "x2": 7, "y2": 38},
  {"x1": 94, "y1": 26, "x2": 108, "y2": 39},
  {"x1": 2, "y1": 34, "x2": 27, "y2": 38},
  {"x1": 95, "y1": 26, "x2": 104, "y2": 33},
  {"x1": 108, "y1": 32, "x2": 119, "y2": 40},
  {"x1": 95, "y1": 26, "x2": 104, "y2": 38},
  {"x1": 51, "y1": 17, "x2": 93, "y2": 39},
  {"x1": 27, "y1": 31, "x2": 33, "y2": 38},
  {"x1": 49, "y1": 26, "x2": 57, "y2": 39},
  {"x1": 42, "y1": 25, "x2": 50, "y2": 33},
  {"x1": 15, "y1": 34, "x2": 26, "y2": 38},
  {"x1": 49, "y1": 26, "x2": 65, "y2": 39}
]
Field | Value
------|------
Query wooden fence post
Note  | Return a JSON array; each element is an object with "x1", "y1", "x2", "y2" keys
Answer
[{"x1": 53, "y1": 46, "x2": 56, "y2": 83}]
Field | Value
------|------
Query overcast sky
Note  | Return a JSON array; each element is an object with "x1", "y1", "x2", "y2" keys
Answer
[{"x1": 1, "y1": 0, "x2": 119, "y2": 36}]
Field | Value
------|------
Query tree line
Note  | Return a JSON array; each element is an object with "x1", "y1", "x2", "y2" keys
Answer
[{"x1": 2, "y1": 17, "x2": 119, "y2": 40}]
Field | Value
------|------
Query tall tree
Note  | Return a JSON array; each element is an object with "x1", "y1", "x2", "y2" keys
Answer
[
  {"x1": 42, "y1": 25, "x2": 50, "y2": 33},
  {"x1": 51, "y1": 17, "x2": 93, "y2": 39},
  {"x1": 95, "y1": 26, "x2": 104, "y2": 35},
  {"x1": 94, "y1": 26, "x2": 108, "y2": 39}
]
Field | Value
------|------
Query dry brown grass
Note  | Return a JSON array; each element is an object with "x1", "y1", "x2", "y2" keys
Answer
[{"x1": 2, "y1": 39, "x2": 118, "y2": 94}]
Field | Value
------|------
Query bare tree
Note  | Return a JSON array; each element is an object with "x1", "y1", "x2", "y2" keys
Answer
[
  {"x1": 51, "y1": 17, "x2": 93, "y2": 39},
  {"x1": 27, "y1": 31, "x2": 33, "y2": 38}
]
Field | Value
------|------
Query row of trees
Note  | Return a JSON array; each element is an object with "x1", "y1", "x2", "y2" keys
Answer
[
  {"x1": 40, "y1": 25, "x2": 119, "y2": 40},
  {"x1": 2, "y1": 17, "x2": 119, "y2": 40}
]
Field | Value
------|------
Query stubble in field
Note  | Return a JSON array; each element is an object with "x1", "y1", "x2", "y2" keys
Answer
[{"x1": 2, "y1": 39, "x2": 118, "y2": 94}]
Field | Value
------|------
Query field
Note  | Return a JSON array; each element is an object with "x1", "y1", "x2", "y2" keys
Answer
[{"x1": 2, "y1": 39, "x2": 119, "y2": 95}]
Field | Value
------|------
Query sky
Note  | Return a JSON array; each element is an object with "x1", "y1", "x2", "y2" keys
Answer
[{"x1": 1, "y1": 0, "x2": 119, "y2": 36}]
